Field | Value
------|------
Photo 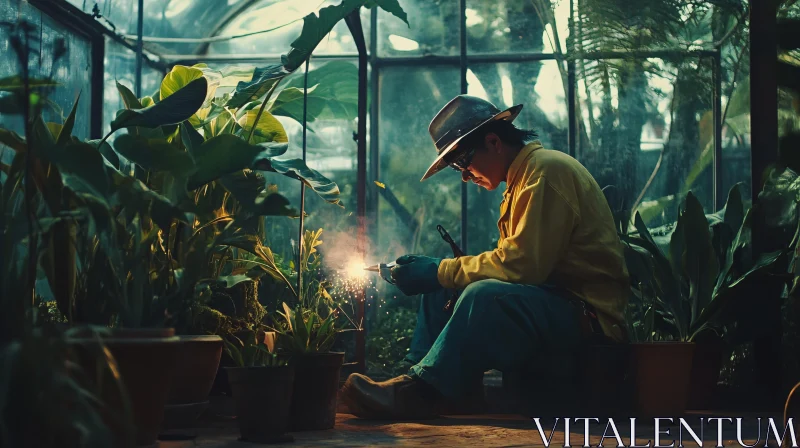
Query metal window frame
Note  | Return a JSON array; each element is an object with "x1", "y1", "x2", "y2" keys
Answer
[{"x1": 27, "y1": 0, "x2": 167, "y2": 138}]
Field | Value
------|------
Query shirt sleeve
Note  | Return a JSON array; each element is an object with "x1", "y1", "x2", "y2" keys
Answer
[{"x1": 437, "y1": 175, "x2": 579, "y2": 289}]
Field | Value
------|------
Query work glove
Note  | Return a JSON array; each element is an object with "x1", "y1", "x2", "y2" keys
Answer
[{"x1": 390, "y1": 255, "x2": 443, "y2": 296}]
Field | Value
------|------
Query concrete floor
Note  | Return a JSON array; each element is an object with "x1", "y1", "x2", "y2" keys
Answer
[{"x1": 159, "y1": 412, "x2": 781, "y2": 447}]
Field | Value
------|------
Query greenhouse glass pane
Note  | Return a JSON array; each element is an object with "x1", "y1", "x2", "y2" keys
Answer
[
  {"x1": 207, "y1": 0, "x2": 360, "y2": 56},
  {"x1": 66, "y1": 0, "x2": 139, "y2": 35},
  {"x1": 721, "y1": 45, "x2": 751, "y2": 205},
  {"x1": 465, "y1": 0, "x2": 569, "y2": 54},
  {"x1": 363, "y1": 66, "x2": 459, "y2": 379},
  {"x1": 377, "y1": 0, "x2": 458, "y2": 57},
  {"x1": 0, "y1": 1, "x2": 92, "y2": 139},
  {"x1": 576, "y1": 57, "x2": 714, "y2": 229},
  {"x1": 466, "y1": 61, "x2": 568, "y2": 254},
  {"x1": 378, "y1": 65, "x2": 462, "y2": 260}
]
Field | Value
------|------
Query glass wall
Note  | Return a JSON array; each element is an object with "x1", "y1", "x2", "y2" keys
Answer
[
  {"x1": 466, "y1": 60, "x2": 568, "y2": 254},
  {"x1": 1, "y1": 0, "x2": 93, "y2": 139},
  {"x1": 577, "y1": 57, "x2": 716, "y2": 228}
]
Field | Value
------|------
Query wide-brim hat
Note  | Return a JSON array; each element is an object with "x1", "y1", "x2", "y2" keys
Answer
[{"x1": 421, "y1": 94, "x2": 523, "y2": 181}]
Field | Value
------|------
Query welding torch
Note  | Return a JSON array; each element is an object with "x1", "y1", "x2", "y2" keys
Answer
[
  {"x1": 363, "y1": 261, "x2": 397, "y2": 285},
  {"x1": 364, "y1": 225, "x2": 464, "y2": 314}
]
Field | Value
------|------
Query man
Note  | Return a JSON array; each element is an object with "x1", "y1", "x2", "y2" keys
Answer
[{"x1": 341, "y1": 95, "x2": 629, "y2": 419}]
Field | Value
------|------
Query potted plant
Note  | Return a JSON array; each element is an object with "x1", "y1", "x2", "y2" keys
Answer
[
  {"x1": 272, "y1": 229, "x2": 351, "y2": 431},
  {"x1": 222, "y1": 328, "x2": 294, "y2": 443},
  {"x1": 112, "y1": 61, "x2": 340, "y2": 425},
  {"x1": 621, "y1": 189, "x2": 787, "y2": 415}
]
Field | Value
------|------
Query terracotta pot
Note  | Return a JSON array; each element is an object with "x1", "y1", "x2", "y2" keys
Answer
[
  {"x1": 162, "y1": 335, "x2": 223, "y2": 429},
  {"x1": 630, "y1": 342, "x2": 695, "y2": 416},
  {"x1": 226, "y1": 365, "x2": 295, "y2": 443},
  {"x1": 687, "y1": 340, "x2": 724, "y2": 410},
  {"x1": 290, "y1": 352, "x2": 345, "y2": 431},
  {"x1": 70, "y1": 327, "x2": 180, "y2": 447},
  {"x1": 167, "y1": 335, "x2": 223, "y2": 404}
]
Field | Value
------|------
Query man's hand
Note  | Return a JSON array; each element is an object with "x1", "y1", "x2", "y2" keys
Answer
[{"x1": 390, "y1": 255, "x2": 443, "y2": 296}]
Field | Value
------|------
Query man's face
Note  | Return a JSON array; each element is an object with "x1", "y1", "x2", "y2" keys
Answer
[{"x1": 456, "y1": 134, "x2": 505, "y2": 190}]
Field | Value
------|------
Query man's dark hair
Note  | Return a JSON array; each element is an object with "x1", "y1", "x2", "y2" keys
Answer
[{"x1": 458, "y1": 119, "x2": 538, "y2": 152}]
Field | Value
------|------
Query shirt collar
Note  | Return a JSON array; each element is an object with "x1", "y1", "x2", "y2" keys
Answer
[{"x1": 504, "y1": 141, "x2": 543, "y2": 194}]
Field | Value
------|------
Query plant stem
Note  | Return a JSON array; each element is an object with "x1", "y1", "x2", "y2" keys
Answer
[{"x1": 246, "y1": 79, "x2": 283, "y2": 144}]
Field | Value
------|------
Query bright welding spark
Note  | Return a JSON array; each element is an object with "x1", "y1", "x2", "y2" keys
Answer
[{"x1": 346, "y1": 259, "x2": 367, "y2": 280}]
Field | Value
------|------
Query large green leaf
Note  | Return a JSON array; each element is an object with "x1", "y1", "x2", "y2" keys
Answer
[
  {"x1": 57, "y1": 91, "x2": 81, "y2": 146},
  {"x1": 113, "y1": 134, "x2": 195, "y2": 177},
  {"x1": 722, "y1": 183, "x2": 745, "y2": 237},
  {"x1": 226, "y1": 64, "x2": 289, "y2": 109},
  {"x1": 282, "y1": 0, "x2": 364, "y2": 72},
  {"x1": 271, "y1": 61, "x2": 358, "y2": 126},
  {"x1": 0, "y1": 129, "x2": 26, "y2": 152},
  {"x1": 681, "y1": 191, "x2": 718, "y2": 328},
  {"x1": 160, "y1": 65, "x2": 204, "y2": 101},
  {"x1": 116, "y1": 81, "x2": 143, "y2": 109},
  {"x1": 110, "y1": 77, "x2": 208, "y2": 133},
  {"x1": 220, "y1": 170, "x2": 299, "y2": 217},
  {"x1": 631, "y1": 211, "x2": 681, "y2": 322},
  {"x1": 193, "y1": 101, "x2": 226, "y2": 128},
  {"x1": 237, "y1": 110, "x2": 289, "y2": 144},
  {"x1": 180, "y1": 122, "x2": 204, "y2": 157},
  {"x1": 32, "y1": 116, "x2": 110, "y2": 199},
  {"x1": 254, "y1": 156, "x2": 341, "y2": 206},
  {"x1": 204, "y1": 109, "x2": 238, "y2": 139},
  {"x1": 186, "y1": 135, "x2": 289, "y2": 190},
  {"x1": 111, "y1": 172, "x2": 188, "y2": 229},
  {"x1": 162, "y1": 65, "x2": 223, "y2": 129},
  {"x1": 88, "y1": 139, "x2": 120, "y2": 170}
]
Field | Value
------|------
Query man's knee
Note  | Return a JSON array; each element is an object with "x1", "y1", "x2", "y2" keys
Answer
[
  {"x1": 462, "y1": 279, "x2": 510, "y2": 298},
  {"x1": 454, "y1": 279, "x2": 512, "y2": 312}
]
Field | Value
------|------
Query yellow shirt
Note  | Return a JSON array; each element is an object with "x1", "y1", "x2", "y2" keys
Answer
[{"x1": 437, "y1": 142, "x2": 629, "y2": 342}]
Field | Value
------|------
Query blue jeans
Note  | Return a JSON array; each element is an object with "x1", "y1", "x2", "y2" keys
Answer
[{"x1": 405, "y1": 279, "x2": 583, "y2": 398}]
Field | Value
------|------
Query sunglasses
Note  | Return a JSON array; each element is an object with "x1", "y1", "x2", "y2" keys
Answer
[{"x1": 449, "y1": 148, "x2": 476, "y2": 172}]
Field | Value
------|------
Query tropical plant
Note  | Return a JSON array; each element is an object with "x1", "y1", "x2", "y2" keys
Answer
[
  {"x1": 223, "y1": 328, "x2": 287, "y2": 368},
  {"x1": 571, "y1": 0, "x2": 754, "y2": 224},
  {"x1": 621, "y1": 187, "x2": 789, "y2": 342},
  {"x1": 269, "y1": 229, "x2": 358, "y2": 354},
  {"x1": 273, "y1": 302, "x2": 340, "y2": 355}
]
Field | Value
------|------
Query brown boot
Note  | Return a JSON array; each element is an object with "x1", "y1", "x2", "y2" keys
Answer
[{"x1": 340, "y1": 374, "x2": 441, "y2": 420}]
